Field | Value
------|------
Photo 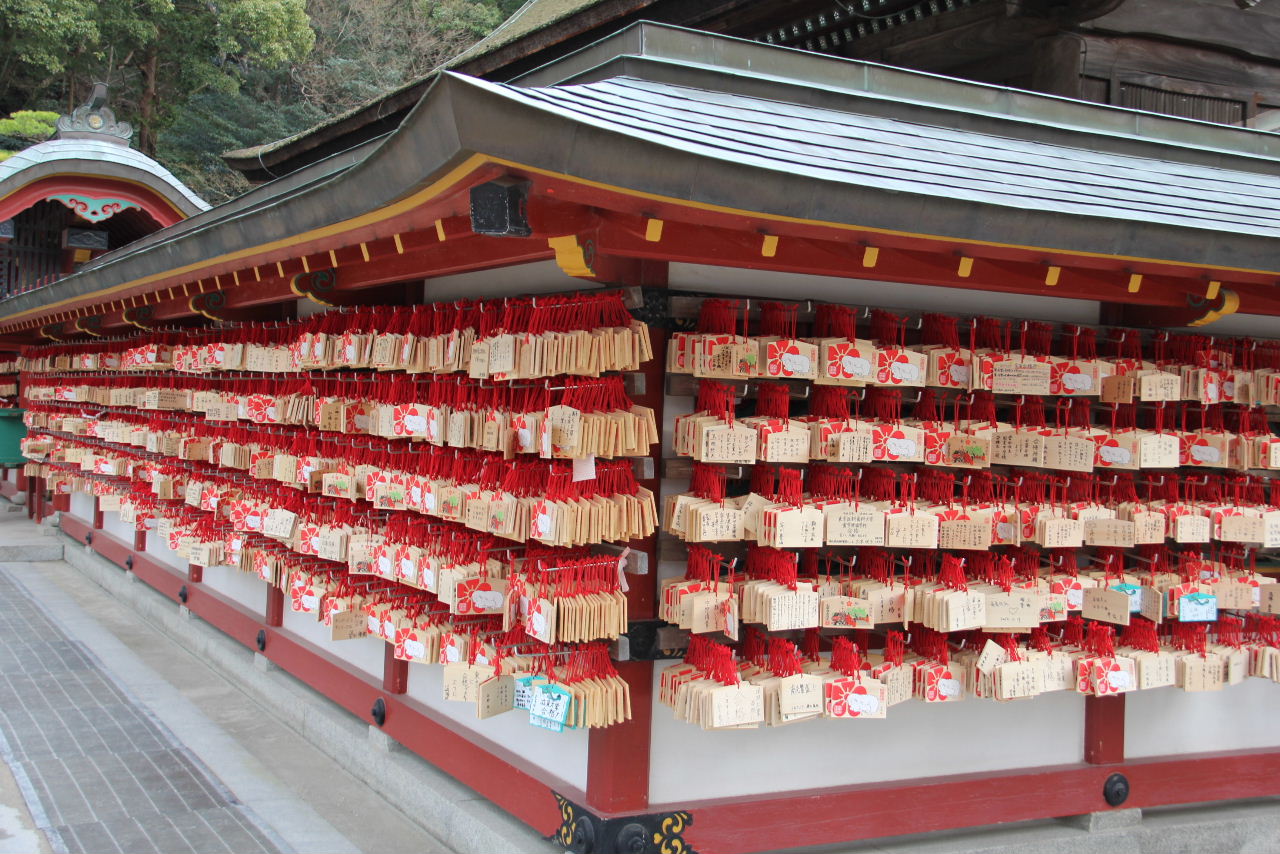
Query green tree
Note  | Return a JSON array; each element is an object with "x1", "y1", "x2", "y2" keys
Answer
[
  {"x1": 296, "y1": 0, "x2": 503, "y2": 113},
  {"x1": 0, "y1": 0, "x2": 98, "y2": 113},
  {"x1": 90, "y1": 0, "x2": 316, "y2": 154},
  {"x1": 0, "y1": 109, "x2": 59, "y2": 162}
]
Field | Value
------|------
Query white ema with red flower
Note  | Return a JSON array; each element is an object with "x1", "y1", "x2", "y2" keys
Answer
[
  {"x1": 876, "y1": 349, "x2": 924, "y2": 386},
  {"x1": 766, "y1": 340, "x2": 817, "y2": 379},
  {"x1": 393, "y1": 404, "x2": 428, "y2": 437},
  {"x1": 872, "y1": 424, "x2": 921, "y2": 462},
  {"x1": 921, "y1": 665, "x2": 963, "y2": 702},
  {"x1": 933, "y1": 349, "x2": 970, "y2": 388},
  {"x1": 245, "y1": 394, "x2": 279, "y2": 424},
  {"x1": 824, "y1": 341, "x2": 874, "y2": 383},
  {"x1": 1094, "y1": 435, "x2": 1135, "y2": 468},
  {"x1": 824, "y1": 676, "x2": 885, "y2": 718},
  {"x1": 1050, "y1": 360, "x2": 1096, "y2": 396}
]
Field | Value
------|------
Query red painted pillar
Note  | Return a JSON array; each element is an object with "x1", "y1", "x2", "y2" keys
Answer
[
  {"x1": 383, "y1": 643, "x2": 408, "y2": 694},
  {"x1": 93, "y1": 496, "x2": 104, "y2": 529},
  {"x1": 586, "y1": 659, "x2": 653, "y2": 814},
  {"x1": 133, "y1": 528, "x2": 147, "y2": 552},
  {"x1": 265, "y1": 585, "x2": 284, "y2": 627},
  {"x1": 1084, "y1": 695, "x2": 1125, "y2": 765},
  {"x1": 32, "y1": 478, "x2": 45, "y2": 524},
  {"x1": 26, "y1": 475, "x2": 38, "y2": 520}
]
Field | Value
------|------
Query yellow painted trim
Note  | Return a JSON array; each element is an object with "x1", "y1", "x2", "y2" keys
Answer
[
  {"x1": 276, "y1": 261, "x2": 285, "y2": 278},
  {"x1": 5, "y1": 151, "x2": 1279, "y2": 328},
  {"x1": 761, "y1": 234, "x2": 779, "y2": 258},
  {"x1": 1128, "y1": 273, "x2": 1143, "y2": 293},
  {"x1": 957, "y1": 256, "x2": 973, "y2": 278},
  {"x1": 360, "y1": 242, "x2": 370, "y2": 262},
  {"x1": 435, "y1": 219, "x2": 447, "y2": 241},
  {"x1": 1189, "y1": 289, "x2": 1240, "y2": 327},
  {"x1": 253, "y1": 266, "x2": 261, "y2": 282},
  {"x1": 861, "y1": 245, "x2": 879, "y2": 268},
  {"x1": 232, "y1": 270, "x2": 240, "y2": 287},
  {"x1": 1045, "y1": 265, "x2": 1061, "y2": 287},
  {"x1": 301, "y1": 256, "x2": 311, "y2": 274},
  {"x1": 1206, "y1": 280, "x2": 1221, "y2": 300},
  {"x1": 289, "y1": 271, "x2": 337, "y2": 307},
  {"x1": 547, "y1": 235, "x2": 595, "y2": 277},
  {"x1": 329, "y1": 249, "x2": 339, "y2": 268},
  {"x1": 644, "y1": 218, "x2": 664, "y2": 242}
]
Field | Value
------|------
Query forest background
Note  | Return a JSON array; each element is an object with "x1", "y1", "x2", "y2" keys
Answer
[{"x1": 0, "y1": 0, "x2": 521, "y2": 202}]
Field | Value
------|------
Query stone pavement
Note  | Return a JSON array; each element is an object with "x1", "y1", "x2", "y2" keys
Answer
[
  {"x1": 0, "y1": 565, "x2": 282, "y2": 854},
  {"x1": 0, "y1": 510, "x2": 455, "y2": 854}
]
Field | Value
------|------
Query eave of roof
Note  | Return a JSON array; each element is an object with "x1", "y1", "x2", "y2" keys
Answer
[
  {"x1": 6, "y1": 23, "x2": 1280, "y2": 326},
  {"x1": 0, "y1": 138, "x2": 209, "y2": 216}
]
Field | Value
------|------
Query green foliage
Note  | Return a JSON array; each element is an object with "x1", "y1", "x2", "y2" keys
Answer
[
  {"x1": 0, "y1": 110, "x2": 58, "y2": 145},
  {"x1": 296, "y1": 0, "x2": 505, "y2": 113},
  {"x1": 157, "y1": 86, "x2": 325, "y2": 203},
  {"x1": 0, "y1": 0, "x2": 515, "y2": 203}
]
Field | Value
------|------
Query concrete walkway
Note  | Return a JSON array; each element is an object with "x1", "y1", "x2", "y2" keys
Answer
[{"x1": 0, "y1": 510, "x2": 453, "y2": 854}]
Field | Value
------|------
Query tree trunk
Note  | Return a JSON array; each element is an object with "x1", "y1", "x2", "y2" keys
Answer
[{"x1": 138, "y1": 50, "x2": 160, "y2": 155}]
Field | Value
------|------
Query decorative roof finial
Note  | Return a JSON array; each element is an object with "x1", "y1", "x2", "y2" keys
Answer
[{"x1": 55, "y1": 83, "x2": 132, "y2": 145}]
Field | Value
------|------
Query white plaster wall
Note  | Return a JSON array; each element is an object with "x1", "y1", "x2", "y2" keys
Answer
[
  {"x1": 199, "y1": 563, "x2": 268, "y2": 615},
  {"x1": 1195, "y1": 313, "x2": 1280, "y2": 339},
  {"x1": 5, "y1": 467, "x2": 17, "y2": 485},
  {"x1": 668, "y1": 263, "x2": 1102, "y2": 324},
  {"x1": 281, "y1": 605, "x2": 386, "y2": 680},
  {"x1": 649, "y1": 671, "x2": 1085, "y2": 803},
  {"x1": 69, "y1": 491, "x2": 95, "y2": 521},
  {"x1": 404, "y1": 662, "x2": 590, "y2": 792},
  {"x1": 1126, "y1": 680, "x2": 1280, "y2": 758},
  {"x1": 101, "y1": 512, "x2": 139, "y2": 548},
  {"x1": 144, "y1": 531, "x2": 189, "y2": 572}
]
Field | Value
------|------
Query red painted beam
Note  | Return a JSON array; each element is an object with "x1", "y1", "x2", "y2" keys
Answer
[
  {"x1": 592, "y1": 215, "x2": 1213, "y2": 309},
  {"x1": 536, "y1": 175, "x2": 1280, "y2": 289},
  {"x1": 677, "y1": 750, "x2": 1280, "y2": 854},
  {"x1": 185, "y1": 584, "x2": 263, "y2": 651}
]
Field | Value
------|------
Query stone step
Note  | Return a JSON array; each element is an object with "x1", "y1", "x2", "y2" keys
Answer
[{"x1": 0, "y1": 539, "x2": 65, "y2": 562}]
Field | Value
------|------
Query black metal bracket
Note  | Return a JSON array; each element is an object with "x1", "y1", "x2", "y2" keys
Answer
[
  {"x1": 632, "y1": 287, "x2": 685, "y2": 330},
  {"x1": 619, "y1": 619, "x2": 688, "y2": 661},
  {"x1": 1104, "y1": 772, "x2": 1130, "y2": 807},
  {"x1": 469, "y1": 179, "x2": 531, "y2": 237},
  {"x1": 177, "y1": 585, "x2": 188, "y2": 604},
  {"x1": 371, "y1": 697, "x2": 387, "y2": 727},
  {"x1": 256, "y1": 629, "x2": 267, "y2": 652},
  {"x1": 124, "y1": 554, "x2": 133, "y2": 570},
  {"x1": 83, "y1": 531, "x2": 92, "y2": 545},
  {"x1": 553, "y1": 794, "x2": 696, "y2": 854}
]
